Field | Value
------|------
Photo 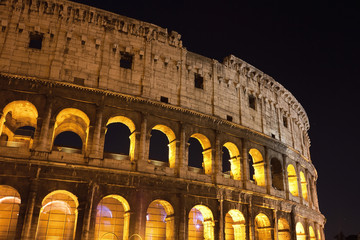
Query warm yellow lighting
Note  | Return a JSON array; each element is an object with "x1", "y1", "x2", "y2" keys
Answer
[
  {"x1": 225, "y1": 210, "x2": 245, "y2": 240},
  {"x1": 249, "y1": 148, "x2": 266, "y2": 186},
  {"x1": 153, "y1": 125, "x2": 177, "y2": 168},
  {"x1": 95, "y1": 195, "x2": 130, "y2": 240},
  {"x1": 317, "y1": 229, "x2": 322, "y2": 240},
  {"x1": 145, "y1": 200, "x2": 174, "y2": 240},
  {"x1": 223, "y1": 142, "x2": 241, "y2": 180},
  {"x1": 295, "y1": 222, "x2": 306, "y2": 240},
  {"x1": 0, "y1": 185, "x2": 21, "y2": 239},
  {"x1": 255, "y1": 213, "x2": 272, "y2": 240},
  {"x1": 190, "y1": 133, "x2": 212, "y2": 174},
  {"x1": 188, "y1": 205, "x2": 214, "y2": 240},
  {"x1": 309, "y1": 226, "x2": 316, "y2": 240},
  {"x1": 300, "y1": 171, "x2": 308, "y2": 201},
  {"x1": 287, "y1": 164, "x2": 299, "y2": 196},
  {"x1": 35, "y1": 190, "x2": 78, "y2": 240},
  {"x1": 278, "y1": 218, "x2": 291, "y2": 240}
]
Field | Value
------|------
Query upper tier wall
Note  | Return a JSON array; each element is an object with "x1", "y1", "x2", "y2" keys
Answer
[{"x1": 0, "y1": 0, "x2": 311, "y2": 160}]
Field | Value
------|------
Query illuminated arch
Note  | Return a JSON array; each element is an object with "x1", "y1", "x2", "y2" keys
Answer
[
  {"x1": 106, "y1": 116, "x2": 136, "y2": 161},
  {"x1": 95, "y1": 195, "x2": 130, "y2": 240},
  {"x1": 0, "y1": 101, "x2": 38, "y2": 148},
  {"x1": 35, "y1": 190, "x2": 79, "y2": 240},
  {"x1": 188, "y1": 205, "x2": 214, "y2": 240},
  {"x1": 309, "y1": 226, "x2": 316, "y2": 240},
  {"x1": 296, "y1": 222, "x2": 306, "y2": 240},
  {"x1": 287, "y1": 164, "x2": 299, "y2": 196},
  {"x1": 225, "y1": 209, "x2": 245, "y2": 240},
  {"x1": 277, "y1": 218, "x2": 290, "y2": 240},
  {"x1": 249, "y1": 149, "x2": 266, "y2": 186},
  {"x1": 271, "y1": 158, "x2": 284, "y2": 190},
  {"x1": 189, "y1": 133, "x2": 212, "y2": 174},
  {"x1": 145, "y1": 199, "x2": 174, "y2": 240},
  {"x1": 223, "y1": 142, "x2": 241, "y2": 180},
  {"x1": 149, "y1": 125, "x2": 177, "y2": 168},
  {"x1": 254, "y1": 213, "x2": 272, "y2": 240},
  {"x1": 317, "y1": 229, "x2": 322, "y2": 240},
  {"x1": 300, "y1": 171, "x2": 308, "y2": 201},
  {"x1": 0, "y1": 185, "x2": 21, "y2": 239},
  {"x1": 53, "y1": 108, "x2": 90, "y2": 152}
]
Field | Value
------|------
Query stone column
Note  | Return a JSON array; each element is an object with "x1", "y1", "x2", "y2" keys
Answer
[
  {"x1": 89, "y1": 105, "x2": 103, "y2": 159},
  {"x1": 290, "y1": 206, "x2": 297, "y2": 240},
  {"x1": 81, "y1": 182, "x2": 97, "y2": 240},
  {"x1": 264, "y1": 146, "x2": 272, "y2": 194},
  {"x1": 34, "y1": 97, "x2": 52, "y2": 152},
  {"x1": 218, "y1": 191, "x2": 224, "y2": 240},
  {"x1": 296, "y1": 162, "x2": 303, "y2": 204},
  {"x1": 282, "y1": 154, "x2": 290, "y2": 200},
  {"x1": 248, "y1": 198, "x2": 255, "y2": 240},
  {"x1": 137, "y1": 113, "x2": 148, "y2": 172},
  {"x1": 214, "y1": 132, "x2": 222, "y2": 182},
  {"x1": 276, "y1": 106, "x2": 282, "y2": 141},
  {"x1": 178, "y1": 123, "x2": 188, "y2": 178},
  {"x1": 242, "y1": 139, "x2": 250, "y2": 189},
  {"x1": 129, "y1": 189, "x2": 146, "y2": 239},
  {"x1": 273, "y1": 209, "x2": 278, "y2": 240}
]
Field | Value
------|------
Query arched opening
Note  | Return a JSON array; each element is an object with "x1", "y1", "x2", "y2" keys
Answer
[
  {"x1": 249, "y1": 149, "x2": 265, "y2": 186},
  {"x1": 145, "y1": 200, "x2": 174, "y2": 240},
  {"x1": 225, "y1": 210, "x2": 246, "y2": 240},
  {"x1": 105, "y1": 116, "x2": 136, "y2": 161},
  {"x1": 309, "y1": 226, "x2": 316, "y2": 240},
  {"x1": 223, "y1": 142, "x2": 241, "y2": 180},
  {"x1": 0, "y1": 101, "x2": 38, "y2": 149},
  {"x1": 296, "y1": 222, "x2": 306, "y2": 240},
  {"x1": 317, "y1": 229, "x2": 322, "y2": 240},
  {"x1": 52, "y1": 108, "x2": 90, "y2": 154},
  {"x1": 0, "y1": 185, "x2": 21, "y2": 239},
  {"x1": 287, "y1": 164, "x2": 299, "y2": 197},
  {"x1": 300, "y1": 172, "x2": 308, "y2": 201},
  {"x1": 254, "y1": 213, "x2": 272, "y2": 240},
  {"x1": 271, "y1": 158, "x2": 284, "y2": 190},
  {"x1": 95, "y1": 195, "x2": 130, "y2": 240},
  {"x1": 188, "y1": 134, "x2": 212, "y2": 174},
  {"x1": 148, "y1": 125, "x2": 176, "y2": 168},
  {"x1": 188, "y1": 205, "x2": 214, "y2": 240},
  {"x1": 35, "y1": 190, "x2": 78, "y2": 240},
  {"x1": 53, "y1": 131, "x2": 83, "y2": 153},
  {"x1": 277, "y1": 218, "x2": 290, "y2": 240}
]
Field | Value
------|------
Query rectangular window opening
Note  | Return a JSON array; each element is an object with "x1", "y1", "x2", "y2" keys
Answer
[
  {"x1": 73, "y1": 77, "x2": 85, "y2": 86},
  {"x1": 248, "y1": 95, "x2": 256, "y2": 110},
  {"x1": 194, "y1": 73, "x2": 204, "y2": 89},
  {"x1": 29, "y1": 32, "x2": 43, "y2": 49},
  {"x1": 283, "y1": 116, "x2": 288, "y2": 128},
  {"x1": 120, "y1": 52, "x2": 133, "y2": 69},
  {"x1": 160, "y1": 96, "x2": 168, "y2": 103},
  {"x1": 226, "y1": 115, "x2": 233, "y2": 122}
]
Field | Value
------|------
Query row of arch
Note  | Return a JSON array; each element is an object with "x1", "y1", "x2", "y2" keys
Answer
[
  {"x1": 0, "y1": 101, "x2": 315, "y2": 203},
  {"x1": 0, "y1": 185, "x2": 321, "y2": 240}
]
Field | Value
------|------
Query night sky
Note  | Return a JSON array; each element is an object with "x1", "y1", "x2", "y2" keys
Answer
[{"x1": 71, "y1": 0, "x2": 360, "y2": 238}]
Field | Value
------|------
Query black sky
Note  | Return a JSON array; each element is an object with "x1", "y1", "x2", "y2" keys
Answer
[{"x1": 71, "y1": 0, "x2": 360, "y2": 238}]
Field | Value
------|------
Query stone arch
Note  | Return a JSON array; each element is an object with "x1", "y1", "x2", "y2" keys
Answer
[
  {"x1": 95, "y1": 195, "x2": 130, "y2": 240},
  {"x1": 249, "y1": 148, "x2": 266, "y2": 186},
  {"x1": 0, "y1": 100, "x2": 38, "y2": 148},
  {"x1": 270, "y1": 158, "x2": 284, "y2": 190},
  {"x1": 295, "y1": 222, "x2": 306, "y2": 240},
  {"x1": 287, "y1": 164, "x2": 299, "y2": 196},
  {"x1": 0, "y1": 185, "x2": 21, "y2": 239},
  {"x1": 35, "y1": 190, "x2": 79, "y2": 240},
  {"x1": 277, "y1": 218, "x2": 290, "y2": 240},
  {"x1": 104, "y1": 116, "x2": 136, "y2": 160},
  {"x1": 300, "y1": 171, "x2": 308, "y2": 201},
  {"x1": 223, "y1": 142, "x2": 241, "y2": 180},
  {"x1": 225, "y1": 209, "x2": 246, "y2": 240},
  {"x1": 309, "y1": 226, "x2": 316, "y2": 240},
  {"x1": 52, "y1": 108, "x2": 90, "y2": 152},
  {"x1": 145, "y1": 199, "x2": 174, "y2": 240},
  {"x1": 188, "y1": 205, "x2": 214, "y2": 240},
  {"x1": 149, "y1": 124, "x2": 177, "y2": 168},
  {"x1": 254, "y1": 213, "x2": 272, "y2": 240},
  {"x1": 188, "y1": 133, "x2": 212, "y2": 174}
]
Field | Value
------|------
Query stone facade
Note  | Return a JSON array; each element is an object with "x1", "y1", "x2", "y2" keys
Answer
[{"x1": 0, "y1": 0, "x2": 325, "y2": 239}]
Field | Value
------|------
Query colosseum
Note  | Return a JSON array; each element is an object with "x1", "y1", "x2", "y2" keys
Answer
[{"x1": 0, "y1": 0, "x2": 325, "y2": 239}]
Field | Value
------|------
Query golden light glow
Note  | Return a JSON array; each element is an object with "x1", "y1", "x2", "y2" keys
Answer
[
  {"x1": 317, "y1": 229, "x2": 321, "y2": 240},
  {"x1": 255, "y1": 213, "x2": 272, "y2": 240},
  {"x1": 0, "y1": 185, "x2": 21, "y2": 239},
  {"x1": 145, "y1": 200, "x2": 174, "y2": 240},
  {"x1": 278, "y1": 218, "x2": 291, "y2": 240},
  {"x1": 300, "y1": 171, "x2": 308, "y2": 201},
  {"x1": 225, "y1": 210, "x2": 245, "y2": 240},
  {"x1": 53, "y1": 108, "x2": 90, "y2": 151},
  {"x1": 153, "y1": 125, "x2": 177, "y2": 168},
  {"x1": 35, "y1": 190, "x2": 78, "y2": 240},
  {"x1": 295, "y1": 222, "x2": 306, "y2": 240},
  {"x1": 223, "y1": 142, "x2": 241, "y2": 180},
  {"x1": 249, "y1": 148, "x2": 266, "y2": 186},
  {"x1": 95, "y1": 195, "x2": 130, "y2": 240},
  {"x1": 107, "y1": 116, "x2": 136, "y2": 161},
  {"x1": 188, "y1": 205, "x2": 214, "y2": 240},
  {"x1": 287, "y1": 164, "x2": 299, "y2": 197},
  {"x1": 309, "y1": 226, "x2": 316, "y2": 240},
  {"x1": 190, "y1": 133, "x2": 212, "y2": 175}
]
